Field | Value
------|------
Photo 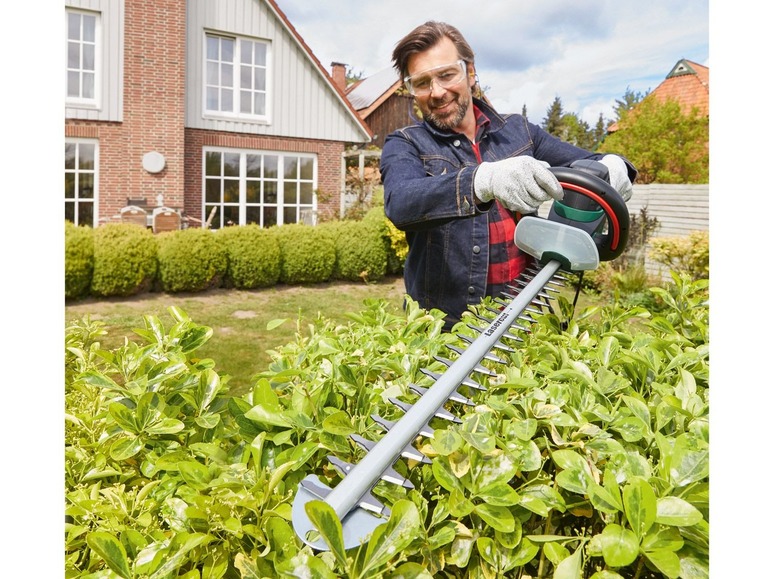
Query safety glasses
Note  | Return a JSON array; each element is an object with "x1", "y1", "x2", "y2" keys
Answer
[{"x1": 403, "y1": 60, "x2": 467, "y2": 96}]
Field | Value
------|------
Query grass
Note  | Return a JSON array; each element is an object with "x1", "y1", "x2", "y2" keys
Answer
[{"x1": 65, "y1": 276, "x2": 408, "y2": 397}]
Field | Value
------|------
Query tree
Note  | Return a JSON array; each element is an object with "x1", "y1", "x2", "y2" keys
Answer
[
  {"x1": 541, "y1": 96, "x2": 564, "y2": 135},
  {"x1": 613, "y1": 87, "x2": 648, "y2": 120},
  {"x1": 592, "y1": 113, "x2": 608, "y2": 150},
  {"x1": 599, "y1": 96, "x2": 708, "y2": 184}
]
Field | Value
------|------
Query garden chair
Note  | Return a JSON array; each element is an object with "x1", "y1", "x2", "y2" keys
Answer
[
  {"x1": 120, "y1": 205, "x2": 149, "y2": 228},
  {"x1": 152, "y1": 206, "x2": 182, "y2": 234}
]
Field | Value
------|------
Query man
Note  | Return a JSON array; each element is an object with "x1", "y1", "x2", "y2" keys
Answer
[{"x1": 380, "y1": 21, "x2": 636, "y2": 330}]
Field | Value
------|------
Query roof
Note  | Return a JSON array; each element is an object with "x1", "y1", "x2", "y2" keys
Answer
[
  {"x1": 345, "y1": 67, "x2": 401, "y2": 119},
  {"x1": 651, "y1": 59, "x2": 709, "y2": 115},
  {"x1": 264, "y1": 0, "x2": 373, "y2": 141},
  {"x1": 608, "y1": 58, "x2": 708, "y2": 133}
]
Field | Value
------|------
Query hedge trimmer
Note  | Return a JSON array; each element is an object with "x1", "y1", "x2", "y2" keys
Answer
[{"x1": 291, "y1": 159, "x2": 630, "y2": 550}]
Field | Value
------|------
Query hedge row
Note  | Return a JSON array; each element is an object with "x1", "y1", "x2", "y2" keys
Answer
[{"x1": 65, "y1": 207, "x2": 404, "y2": 300}]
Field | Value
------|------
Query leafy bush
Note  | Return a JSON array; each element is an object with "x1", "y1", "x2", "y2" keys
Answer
[
  {"x1": 275, "y1": 223, "x2": 336, "y2": 284},
  {"x1": 90, "y1": 223, "x2": 157, "y2": 297},
  {"x1": 65, "y1": 221, "x2": 94, "y2": 300},
  {"x1": 218, "y1": 224, "x2": 281, "y2": 289},
  {"x1": 649, "y1": 231, "x2": 709, "y2": 280},
  {"x1": 365, "y1": 205, "x2": 406, "y2": 275},
  {"x1": 65, "y1": 273, "x2": 708, "y2": 578},
  {"x1": 155, "y1": 228, "x2": 228, "y2": 293},
  {"x1": 331, "y1": 219, "x2": 388, "y2": 282}
]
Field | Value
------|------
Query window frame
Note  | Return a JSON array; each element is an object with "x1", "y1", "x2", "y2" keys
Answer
[
  {"x1": 202, "y1": 147, "x2": 317, "y2": 230},
  {"x1": 65, "y1": 8, "x2": 101, "y2": 108},
  {"x1": 65, "y1": 138, "x2": 100, "y2": 227},
  {"x1": 202, "y1": 31, "x2": 272, "y2": 123}
]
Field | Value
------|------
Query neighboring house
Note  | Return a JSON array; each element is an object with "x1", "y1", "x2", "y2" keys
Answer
[
  {"x1": 64, "y1": 0, "x2": 372, "y2": 230},
  {"x1": 608, "y1": 58, "x2": 709, "y2": 132},
  {"x1": 332, "y1": 64, "x2": 414, "y2": 149}
]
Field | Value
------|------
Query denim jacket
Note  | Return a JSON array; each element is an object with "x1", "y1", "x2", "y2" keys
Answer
[{"x1": 381, "y1": 97, "x2": 635, "y2": 328}]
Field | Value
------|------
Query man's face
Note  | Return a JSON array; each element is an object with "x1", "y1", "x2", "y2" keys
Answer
[{"x1": 406, "y1": 37, "x2": 476, "y2": 131}]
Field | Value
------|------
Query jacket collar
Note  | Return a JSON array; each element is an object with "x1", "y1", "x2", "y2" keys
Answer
[{"x1": 422, "y1": 97, "x2": 506, "y2": 139}]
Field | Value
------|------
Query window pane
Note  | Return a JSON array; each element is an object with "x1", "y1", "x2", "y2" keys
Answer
[
  {"x1": 284, "y1": 207, "x2": 297, "y2": 224},
  {"x1": 285, "y1": 182, "x2": 297, "y2": 204},
  {"x1": 65, "y1": 202, "x2": 75, "y2": 222},
  {"x1": 223, "y1": 205, "x2": 239, "y2": 227},
  {"x1": 222, "y1": 88, "x2": 233, "y2": 111},
  {"x1": 68, "y1": 42, "x2": 80, "y2": 68},
  {"x1": 224, "y1": 153, "x2": 239, "y2": 176},
  {"x1": 264, "y1": 155, "x2": 278, "y2": 178},
  {"x1": 246, "y1": 206, "x2": 261, "y2": 225},
  {"x1": 240, "y1": 90, "x2": 251, "y2": 114},
  {"x1": 83, "y1": 73, "x2": 95, "y2": 99},
  {"x1": 241, "y1": 40, "x2": 253, "y2": 64},
  {"x1": 299, "y1": 157, "x2": 314, "y2": 179},
  {"x1": 205, "y1": 151, "x2": 221, "y2": 176},
  {"x1": 253, "y1": 93, "x2": 265, "y2": 116},
  {"x1": 206, "y1": 61, "x2": 219, "y2": 84},
  {"x1": 65, "y1": 173, "x2": 75, "y2": 198},
  {"x1": 222, "y1": 63, "x2": 233, "y2": 87},
  {"x1": 254, "y1": 42, "x2": 267, "y2": 66},
  {"x1": 78, "y1": 202, "x2": 94, "y2": 226},
  {"x1": 240, "y1": 66, "x2": 252, "y2": 89},
  {"x1": 79, "y1": 144, "x2": 95, "y2": 169},
  {"x1": 68, "y1": 13, "x2": 80, "y2": 40},
  {"x1": 83, "y1": 44, "x2": 95, "y2": 70},
  {"x1": 284, "y1": 157, "x2": 298, "y2": 178},
  {"x1": 205, "y1": 179, "x2": 221, "y2": 202},
  {"x1": 222, "y1": 38, "x2": 234, "y2": 62},
  {"x1": 255, "y1": 69, "x2": 266, "y2": 91},
  {"x1": 223, "y1": 180, "x2": 239, "y2": 203},
  {"x1": 299, "y1": 182, "x2": 314, "y2": 204},
  {"x1": 264, "y1": 207, "x2": 277, "y2": 227},
  {"x1": 80, "y1": 174, "x2": 95, "y2": 198},
  {"x1": 65, "y1": 143, "x2": 76, "y2": 169},
  {"x1": 206, "y1": 36, "x2": 219, "y2": 60},
  {"x1": 264, "y1": 181, "x2": 277, "y2": 204},
  {"x1": 67, "y1": 72, "x2": 80, "y2": 97},
  {"x1": 246, "y1": 154, "x2": 261, "y2": 178},
  {"x1": 83, "y1": 15, "x2": 96, "y2": 42},
  {"x1": 246, "y1": 181, "x2": 260, "y2": 203},
  {"x1": 206, "y1": 87, "x2": 218, "y2": 110}
]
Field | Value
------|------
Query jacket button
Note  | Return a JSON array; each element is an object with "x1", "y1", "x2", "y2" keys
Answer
[
  {"x1": 472, "y1": 245, "x2": 480, "y2": 254},
  {"x1": 453, "y1": 139, "x2": 461, "y2": 147},
  {"x1": 468, "y1": 286, "x2": 476, "y2": 295}
]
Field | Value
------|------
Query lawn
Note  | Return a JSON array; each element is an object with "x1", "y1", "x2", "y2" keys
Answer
[{"x1": 65, "y1": 276, "x2": 408, "y2": 396}]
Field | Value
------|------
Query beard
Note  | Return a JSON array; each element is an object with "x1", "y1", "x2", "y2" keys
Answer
[{"x1": 423, "y1": 90, "x2": 470, "y2": 131}]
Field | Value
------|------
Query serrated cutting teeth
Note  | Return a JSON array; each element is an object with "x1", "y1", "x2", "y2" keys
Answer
[
  {"x1": 347, "y1": 436, "x2": 415, "y2": 489},
  {"x1": 326, "y1": 456, "x2": 391, "y2": 516},
  {"x1": 389, "y1": 396, "x2": 461, "y2": 425},
  {"x1": 420, "y1": 367, "x2": 485, "y2": 391},
  {"x1": 443, "y1": 346, "x2": 499, "y2": 375},
  {"x1": 409, "y1": 383, "x2": 474, "y2": 406},
  {"x1": 371, "y1": 413, "x2": 434, "y2": 438},
  {"x1": 351, "y1": 430, "x2": 430, "y2": 464}
]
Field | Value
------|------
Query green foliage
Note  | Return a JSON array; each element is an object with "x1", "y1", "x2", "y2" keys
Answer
[
  {"x1": 275, "y1": 223, "x2": 336, "y2": 284},
  {"x1": 65, "y1": 273, "x2": 708, "y2": 577},
  {"x1": 330, "y1": 219, "x2": 388, "y2": 282},
  {"x1": 364, "y1": 205, "x2": 406, "y2": 275},
  {"x1": 156, "y1": 228, "x2": 228, "y2": 293},
  {"x1": 65, "y1": 221, "x2": 94, "y2": 300},
  {"x1": 600, "y1": 97, "x2": 708, "y2": 184},
  {"x1": 649, "y1": 231, "x2": 709, "y2": 280},
  {"x1": 90, "y1": 223, "x2": 157, "y2": 297},
  {"x1": 217, "y1": 224, "x2": 281, "y2": 289}
]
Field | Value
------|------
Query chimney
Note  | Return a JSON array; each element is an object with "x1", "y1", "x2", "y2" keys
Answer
[{"x1": 331, "y1": 62, "x2": 347, "y2": 91}]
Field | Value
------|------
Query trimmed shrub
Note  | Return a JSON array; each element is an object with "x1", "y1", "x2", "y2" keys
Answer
[
  {"x1": 649, "y1": 230, "x2": 709, "y2": 280},
  {"x1": 90, "y1": 223, "x2": 157, "y2": 297},
  {"x1": 364, "y1": 205, "x2": 406, "y2": 274},
  {"x1": 274, "y1": 223, "x2": 335, "y2": 284},
  {"x1": 218, "y1": 224, "x2": 281, "y2": 289},
  {"x1": 156, "y1": 228, "x2": 228, "y2": 293},
  {"x1": 332, "y1": 219, "x2": 388, "y2": 282},
  {"x1": 65, "y1": 221, "x2": 94, "y2": 300}
]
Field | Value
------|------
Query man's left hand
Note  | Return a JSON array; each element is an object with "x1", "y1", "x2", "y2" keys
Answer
[{"x1": 600, "y1": 155, "x2": 634, "y2": 201}]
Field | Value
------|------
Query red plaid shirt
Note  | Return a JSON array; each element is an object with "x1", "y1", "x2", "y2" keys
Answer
[{"x1": 470, "y1": 105, "x2": 532, "y2": 298}]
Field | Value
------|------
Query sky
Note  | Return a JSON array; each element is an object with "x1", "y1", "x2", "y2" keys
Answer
[{"x1": 274, "y1": 0, "x2": 709, "y2": 125}]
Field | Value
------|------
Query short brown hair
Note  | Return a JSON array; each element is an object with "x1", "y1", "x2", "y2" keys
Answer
[{"x1": 392, "y1": 21, "x2": 475, "y2": 80}]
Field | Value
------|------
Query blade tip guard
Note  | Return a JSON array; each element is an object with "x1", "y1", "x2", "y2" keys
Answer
[
  {"x1": 292, "y1": 475, "x2": 385, "y2": 551},
  {"x1": 515, "y1": 216, "x2": 600, "y2": 271}
]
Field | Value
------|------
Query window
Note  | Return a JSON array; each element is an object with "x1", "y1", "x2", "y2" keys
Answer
[
  {"x1": 204, "y1": 149, "x2": 315, "y2": 229},
  {"x1": 205, "y1": 33, "x2": 269, "y2": 119},
  {"x1": 66, "y1": 9, "x2": 99, "y2": 105},
  {"x1": 65, "y1": 140, "x2": 98, "y2": 227}
]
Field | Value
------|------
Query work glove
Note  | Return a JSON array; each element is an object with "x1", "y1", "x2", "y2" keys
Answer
[
  {"x1": 473, "y1": 156, "x2": 563, "y2": 214},
  {"x1": 599, "y1": 154, "x2": 634, "y2": 201}
]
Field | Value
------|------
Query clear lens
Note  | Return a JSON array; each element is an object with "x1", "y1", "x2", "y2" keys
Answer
[{"x1": 404, "y1": 60, "x2": 467, "y2": 96}]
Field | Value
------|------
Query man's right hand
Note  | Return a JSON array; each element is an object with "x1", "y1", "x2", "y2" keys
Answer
[{"x1": 474, "y1": 156, "x2": 564, "y2": 214}]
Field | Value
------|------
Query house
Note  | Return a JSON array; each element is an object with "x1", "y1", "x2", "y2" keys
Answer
[
  {"x1": 608, "y1": 58, "x2": 709, "y2": 132},
  {"x1": 332, "y1": 63, "x2": 415, "y2": 149},
  {"x1": 64, "y1": 0, "x2": 372, "y2": 230}
]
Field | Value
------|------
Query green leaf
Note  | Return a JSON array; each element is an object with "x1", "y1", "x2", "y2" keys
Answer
[
  {"x1": 656, "y1": 496, "x2": 703, "y2": 527},
  {"x1": 427, "y1": 522, "x2": 457, "y2": 550},
  {"x1": 148, "y1": 532, "x2": 212, "y2": 579},
  {"x1": 552, "y1": 449, "x2": 591, "y2": 473},
  {"x1": 362, "y1": 500, "x2": 421, "y2": 575},
  {"x1": 388, "y1": 562, "x2": 434, "y2": 578},
  {"x1": 623, "y1": 477, "x2": 657, "y2": 539},
  {"x1": 476, "y1": 482, "x2": 521, "y2": 506},
  {"x1": 599, "y1": 524, "x2": 639, "y2": 567},
  {"x1": 553, "y1": 548, "x2": 583, "y2": 579},
  {"x1": 197, "y1": 368, "x2": 222, "y2": 411},
  {"x1": 587, "y1": 480, "x2": 623, "y2": 513},
  {"x1": 194, "y1": 412, "x2": 221, "y2": 429},
  {"x1": 110, "y1": 435, "x2": 144, "y2": 461},
  {"x1": 178, "y1": 460, "x2": 212, "y2": 490},
  {"x1": 87, "y1": 531, "x2": 133, "y2": 579},
  {"x1": 641, "y1": 526, "x2": 684, "y2": 553},
  {"x1": 266, "y1": 318, "x2": 288, "y2": 330},
  {"x1": 304, "y1": 500, "x2": 347, "y2": 567},
  {"x1": 109, "y1": 402, "x2": 139, "y2": 434},
  {"x1": 244, "y1": 404, "x2": 292, "y2": 428},
  {"x1": 144, "y1": 418, "x2": 185, "y2": 436},
  {"x1": 555, "y1": 468, "x2": 591, "y2": 495},
  {"x1": 644, "y1": 549, "x2": 681, "y2": 578},
  {"x1": 474, "y1": 504, "x2": 515, "y2": 532},
  {"x1": 431, "y1": 457, "x2": 464, "y2": 493},
  {"x1": 432, "y1": 428, "x2": 463, "y2": 455},
  {"x1": 321, "y1": 410, "x2": 355, "y2": 436},
  {"x1": 509, "y1": 418, "x2": 537, "y2": 441}
]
